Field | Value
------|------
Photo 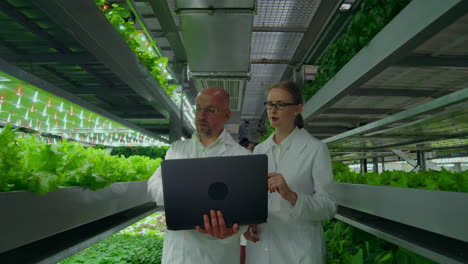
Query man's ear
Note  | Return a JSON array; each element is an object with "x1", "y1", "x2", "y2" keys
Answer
[{"x1": 224, "y1": 109, "x2": 232, "y2": 121}]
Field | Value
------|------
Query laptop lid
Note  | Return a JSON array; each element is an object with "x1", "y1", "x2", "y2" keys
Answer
[{"x1": 161, "y1": 154, "x2": 268, "y2": 230}]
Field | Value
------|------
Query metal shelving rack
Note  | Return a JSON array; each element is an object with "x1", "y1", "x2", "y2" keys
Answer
[
  {"x1": 0, "y1": 182, "x2": 161, "y2": 263},
  {"x1": 300, "y1": 0, "x2": 468, "y2": 263}
]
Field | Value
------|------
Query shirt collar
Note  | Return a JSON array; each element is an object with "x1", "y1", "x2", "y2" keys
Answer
[
  {"x1": 192, "y1": 129, "x2": 228, "y2": 149},
  {"x1": 273, "y1": 127, "x2": 299, "y2": 148}
]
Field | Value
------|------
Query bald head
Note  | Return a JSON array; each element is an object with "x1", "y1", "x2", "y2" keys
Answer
[
  {"x1": 198, "y1": 86, "x2": 230, "y2": 110},
  {"x1": 194, "y1": 86, "x2": 232, "y2": 140}
]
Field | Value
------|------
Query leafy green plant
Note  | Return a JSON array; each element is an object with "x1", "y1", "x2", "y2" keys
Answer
[
  {"x1": 110, "y1": 146, "x2": 169, "y2": 160},
  {"x1": 0, "y1": 124, "x2": 22, "y2": 192},
  {"x1": 94, "y1": 0, "x2": 178, "y2": 98},
  {"x1": 323, "y1": 219, "x2": 435, "y2": 264},
  {"x1": 302, "y1": 0, "x2": 412, "y2": 100},
  {"x1": 60, "y1": 234, "x2": 164, "y2": 264},
  {"x1": 332, "y1": 162, "x2": 468, "y2": 193},
  {"x1": 0, "y1": 125, "x2": 165, "y2": 194}
]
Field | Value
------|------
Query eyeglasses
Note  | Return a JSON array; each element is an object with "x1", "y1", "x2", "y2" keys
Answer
[
  {"x1": 195, "y1": 106, "x2": 221, "y2": 115},
  {"x1": 263, "y1": 102, "x2": 298, "y2": 111}
]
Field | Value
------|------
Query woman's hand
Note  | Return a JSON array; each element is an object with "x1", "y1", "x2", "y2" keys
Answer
[
  {"x1": 268, "y1": 173, "x2": 298, "y2": 206},
  {"x1": 243, "y1": 224, "x2": 259, "y2": 243},
  {"x1": 196, "y1": 210, "x2": 239, "y2": 239}
]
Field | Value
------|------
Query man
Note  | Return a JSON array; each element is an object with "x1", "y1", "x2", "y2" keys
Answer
[{"x1": 148, "y1": 87, "x2": 250, "y2": 264}]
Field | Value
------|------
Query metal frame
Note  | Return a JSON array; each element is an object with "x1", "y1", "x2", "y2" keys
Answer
[
  {"x1": 0, "y1": 203, "x2": 161, "y2": 264},
  {"x1": 0, "y1": 57, "x2": 169, "y2": 143},
  {"x1": 323, "y1": 88, "x2": 468, "y2": 145},
  {"x1": 302, "y1": 0, "x2": 468, "y2": 122},
  {"x1": 30, "y1": 0, "x2": 194, "y2": 136},
  {"x1": 326, "y1": 183, "x2": 468, "y2": 243},
  {"x1": 0, "y1": 182, "x2": 153, "y2": 254},
  {"x1": 336, "y1": 206, "x2": 468, "y2": 264}
]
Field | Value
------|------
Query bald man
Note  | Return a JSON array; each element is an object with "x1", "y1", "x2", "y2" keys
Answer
[{"x1": 148, "y1": 87, "x2": 250, "y2": 264}]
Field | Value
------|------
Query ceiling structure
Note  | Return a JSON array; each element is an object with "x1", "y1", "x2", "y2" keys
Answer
[
  {"x1": 0, "y1": 0, "x2": 361, "y2": 143},
  {"x1": 0, "y1": 0, "x2": 466, "y2": 153},
  {"x1": 0, "y1": 0, "x2": 194, "y2": 143},
  {"x1": 133, "y1": 0, "x2": 353, "y2": 141}
]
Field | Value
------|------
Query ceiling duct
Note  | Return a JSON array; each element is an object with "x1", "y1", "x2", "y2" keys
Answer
[{"x1": 175, "y1": 0, "x2": 254, "y2": 111}]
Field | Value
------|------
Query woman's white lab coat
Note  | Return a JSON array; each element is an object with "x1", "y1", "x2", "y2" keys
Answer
[
  {"x1": 147, "y1": 130, "x2": 250, "y2": 264},
  {"x1": 246, "y1": 128, "x2": 337, "y2": 264}
]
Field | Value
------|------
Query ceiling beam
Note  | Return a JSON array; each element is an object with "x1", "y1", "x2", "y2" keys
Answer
[
  {"x1": 146, "y1": 0, "x2": 187, "y2": 63},
  {"x1": 307, "y1": 126, "x2": 351, "y2": 133},
  {"x1": 2, "y1": 53, "x2": 98, "y2": 64},
  {"x1": 125, "y1": 118, "x2": 169, "y2": 125},
  {"x1": 111, "y1": 105, "x2": 161, "y2": 112},
  {"x1": 120, "y1": 113, "x2": 166, "y2": 119},
  {"x1": 396, "y1": 55, "x2": 468, "y2": 68},
  {"x1": 351, "y1": 88, "x2": 451, "y2": 97},
  {"x1": 137, "y1": 124, "x2": 169, "y2": 129},
  {"x1": 40, "y1": 64, "x2": 81, "y2": 88},
  {"x1": 252, "y1": 26, "x2": 307, "y2": 33},
  {"x1": 70, "y1": 86, "x2": 137, "y2": 95},
  {"x1": 250, "y1": 59, "x2": 290, "y2": 65},
  {"x1": 310, "y1": 117, "x2": 380, "y2": 124},
  {"x1": 0, "y1": 1, "x2": 68, "y2": 53},
  {"x1": 325, "y1": 108, "x2": 394, "y2": 115}
]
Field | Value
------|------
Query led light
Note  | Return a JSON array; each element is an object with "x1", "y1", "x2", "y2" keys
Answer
[
  {"x1": 119, "y1": 25, "x2": 125, "y2": 30},
  {"x1": 16, "y1": 84, "x2": 23, "y2": 96},
  {"x1": 47, "y1": 98, "x2": 52, "y2": 107},
  {"x1": 42, "y1": 105, "x2": 47, "y2": 116},
  {"x1": 63, "y1": 113, "x2": 68, "y2": 129},
  {"x1": 24, "y1": 110, "x2": 29, "y2": 120},
  {"x1": 32, "y1": 91, "x2": 38, "y2": 102},
  {"x1": 59, "y1": 102, "x2": 64, "y2": 112},
  {"x1": 15, "y1": 96, "x2": 21, "y2": 109},
  {"x1": 79, "y1": 110, "x2": 84, "y2": 120},
  {"x1": 339, "y1": 3, "x2": 352, "y2": 11}
]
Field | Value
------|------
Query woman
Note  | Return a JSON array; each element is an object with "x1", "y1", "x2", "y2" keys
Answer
[{"x1": 244, "y1": 81, "x2": 337, "y2": 263}]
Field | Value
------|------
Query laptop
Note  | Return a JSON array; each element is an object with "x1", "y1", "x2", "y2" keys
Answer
[{"x1": 161, "y1": 154, "x2": 268, "y2": 230}]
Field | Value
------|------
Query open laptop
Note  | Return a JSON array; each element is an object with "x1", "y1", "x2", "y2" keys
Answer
[{"x1": 161, "y1": 154, "x2": 268, "y2": 230}]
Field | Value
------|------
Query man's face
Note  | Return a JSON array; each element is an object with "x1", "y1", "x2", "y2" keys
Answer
[{"x1": 195, "y1": 93, "x2": 231, "y2": 137}]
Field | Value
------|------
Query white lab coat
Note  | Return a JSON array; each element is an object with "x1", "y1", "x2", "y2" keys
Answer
[
  {"x1": 246, "y1": 128, "x2": 337, "y2": 264},
  {"x1": 147, "y1": 129, "x2": 250, "y2": 264}
]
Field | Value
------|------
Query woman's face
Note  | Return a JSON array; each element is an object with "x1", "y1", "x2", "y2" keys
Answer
[{"x1": 266, "y1": 88, "x2": 302, "y2": 129}]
